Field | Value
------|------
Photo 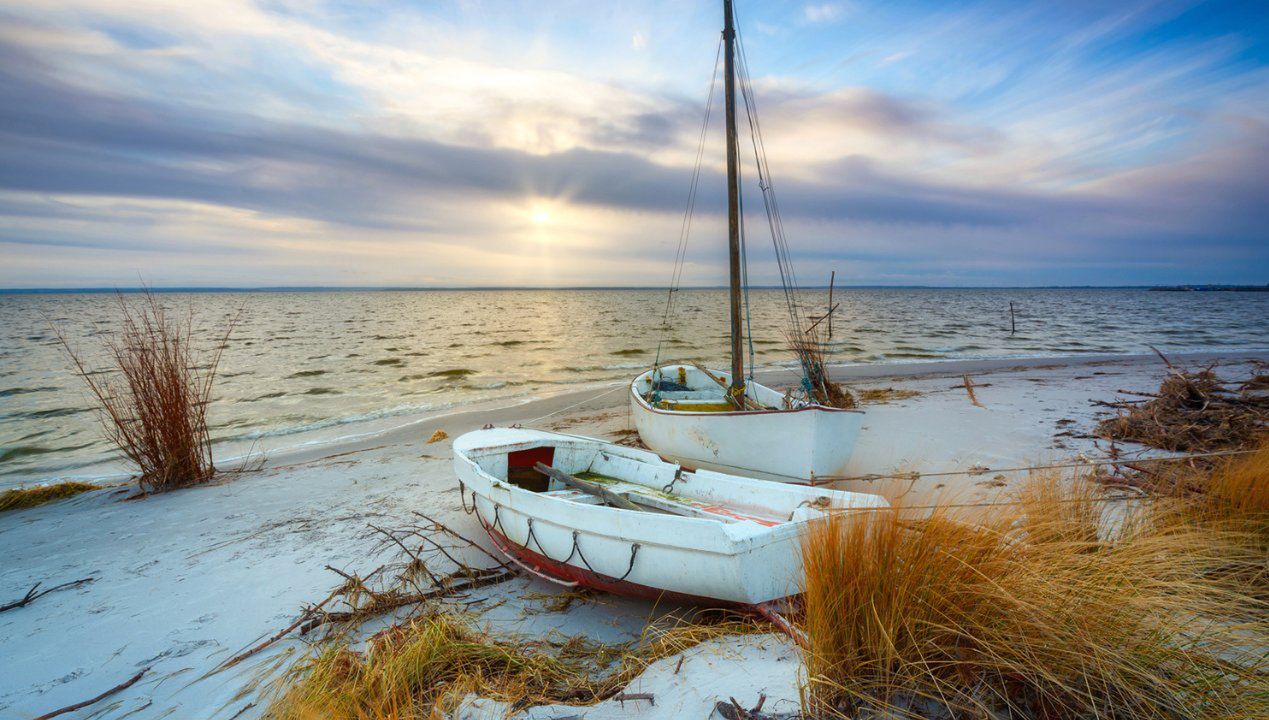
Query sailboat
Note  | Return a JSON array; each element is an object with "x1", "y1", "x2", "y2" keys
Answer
[{"x1": 630, "y1": 0, "x2": 863, "y2": 485}]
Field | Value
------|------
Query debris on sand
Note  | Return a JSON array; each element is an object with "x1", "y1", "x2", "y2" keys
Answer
[{"x1": 1096, "y1": 355, "x2": 1267, "y2": 453}]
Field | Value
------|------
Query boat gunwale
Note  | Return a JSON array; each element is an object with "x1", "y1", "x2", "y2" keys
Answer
[{"x1": 454, "y1": 434, "x2": 834, "y2": 549}]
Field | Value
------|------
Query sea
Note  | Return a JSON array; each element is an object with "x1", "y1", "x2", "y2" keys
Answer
[{"x1": 2, "y1": 287, "x2": 1267, "y2": 488}]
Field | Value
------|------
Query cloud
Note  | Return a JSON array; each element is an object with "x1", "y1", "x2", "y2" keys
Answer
[
  {"x1": 0, "y1": 0, "x2": 1265, "y2": 287},
  {"x1": 802, "y1": 3, "x2": 846, "y2": 25}
]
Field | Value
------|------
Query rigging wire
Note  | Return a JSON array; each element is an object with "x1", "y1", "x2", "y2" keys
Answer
[
  {"x1": 733, "y1": 11, "x2": 817, "y2": 390},
  {"x1": 734, "y1": 16, "x2": 804, "y2": 334},
  {"x1": 653, "y1": 34, "x2": 724, "y2": 372}
]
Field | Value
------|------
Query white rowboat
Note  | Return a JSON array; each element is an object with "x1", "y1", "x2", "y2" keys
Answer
[
  {"x1": 454, "y1": 428, "x2": 887, "y2": 606},
  {"x1": 631, "y1": 364, "x2": 863, "y2": 484}
]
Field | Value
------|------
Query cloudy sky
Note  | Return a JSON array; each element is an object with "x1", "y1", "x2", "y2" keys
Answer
[{"x1": 0, "y1": 0, "x2": 1266, "y2": 288}]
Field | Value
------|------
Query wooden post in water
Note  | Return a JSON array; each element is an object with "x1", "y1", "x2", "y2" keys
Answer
[
  {"x1": 827, "y1": 270, "x2": 836, "y2": 339},
  {"x1": 1009, "y1": 302, "x2": 1016, "y2": 335},
  {"x1": 723, "y1": 0, "x2": 745, "y2": 400}
]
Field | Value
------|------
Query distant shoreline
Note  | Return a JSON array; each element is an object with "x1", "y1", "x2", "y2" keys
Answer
[{"x1": 3, "y1": 284, "x2": 1267, "y2": 294}]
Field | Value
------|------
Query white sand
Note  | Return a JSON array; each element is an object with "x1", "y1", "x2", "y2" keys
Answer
[{"x1": 1, "y1": 351, "x2": 1262, "y2": 719}]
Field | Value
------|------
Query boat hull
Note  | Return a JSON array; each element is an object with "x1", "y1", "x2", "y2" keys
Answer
[
  {"x1": 630, "y1": 365, "x2": 863, "y2": 484},
  {"x1": 454, "y1": 428, "x2": 886, "y2": 605},
  {"x1": 482, "y1": 525, "x2": 741, "y2": 607}
]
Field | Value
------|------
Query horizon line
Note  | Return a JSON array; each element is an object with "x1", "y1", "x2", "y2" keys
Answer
[{"x1": 2, "y1": 283, "x2": 1268, "y2": 294}]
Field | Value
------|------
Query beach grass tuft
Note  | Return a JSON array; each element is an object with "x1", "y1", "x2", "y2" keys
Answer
[
  {"x1": 799, "y1": 472, "x2": 1267, "y2": 719},
  {"x1": 268, "y1": 610, "x2": 759, "y2": 719},
  {"x1": 0, "y1": 481, "x2": 98, "y2": 512},
  {"x1": 51, "y1": 291, "x2": 240, "y2": 493}
]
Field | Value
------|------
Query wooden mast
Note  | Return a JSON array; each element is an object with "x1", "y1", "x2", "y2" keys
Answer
[{"x1": 723, "y1": 0, "x2": 745, "y2": 398}]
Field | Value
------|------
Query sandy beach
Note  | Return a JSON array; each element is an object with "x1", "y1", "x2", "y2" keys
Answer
[{"x1": 1, "y1": 351, "x2": 1264, "y2": 720}]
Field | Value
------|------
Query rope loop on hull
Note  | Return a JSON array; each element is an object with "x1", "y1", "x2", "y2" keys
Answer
[
  {"x1": 458, "y1": 481, "x2": 474, "y2": 515},
  {"x1": 473, "y1": 497, "x2": 643, "y2": 585}
]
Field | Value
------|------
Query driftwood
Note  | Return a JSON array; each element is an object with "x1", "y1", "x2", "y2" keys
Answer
[
  {"x1": 535, "y1": 463, "x2": 642, "y2": 511},
  {"x1": 1096, "y1": 351, "x2": 1268, "y2": 455},
  {"x1": 0, "y1": 577, "x2": 95, "y2": 613},
  {"x1": 613, "y1": 692, "x2": 655, "y2": 706},
  {"x1": 297, "y1": 566, "x2": 514, "y2": 633},
  {"x1": 34, "y1": 667, "x2": 148, "y2": 720},
  {"x1": 962, "y1": 375, "x2": 985, "y2": 408},
  {"x1": 217, "y1": 516, "x2": 520, "y2": 671}
]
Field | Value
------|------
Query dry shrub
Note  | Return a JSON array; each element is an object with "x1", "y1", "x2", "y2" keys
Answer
[
  {"x1": 0, "y1": 481, "x2": 98, "y2": 512},
  {"x1": 800, "y1": 473, "x2": 1267, "y2": 719},
  {"x1": 786, "y1": 325, "x2": 855, "y2": 409},
  {"x1": 53, "y1": 292, "x2": 239, "y2": 493},
  {"x1": 1097, "y1": 358, "x2": 1267, "y2": 453},
  {"x1": 269, "y1": 610, "x2": 758, "y2": 719}
]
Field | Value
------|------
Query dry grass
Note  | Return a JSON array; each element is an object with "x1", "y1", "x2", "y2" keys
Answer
[
  {"x1": 1171, "y1": 439, "x2": 1269, "y2": 600},
  {"x1": 268, "y1": 610, "x2": 759, "y2": 719},
  {"x1": 800, "y1": 473, "x2": 1267, "y2": 719},
  {"x1": 1189, "y1": 438, "x2": 1269, "y2": 528},
  {"x1": 855, "y1": 387, "x2": 921, "y2": 405},
  {"x1": 0, "y1": 481, "x2": 98, "y2": 512},
  {"x1": 52, "y1": 292, "x2": 239, "y2": 493}
]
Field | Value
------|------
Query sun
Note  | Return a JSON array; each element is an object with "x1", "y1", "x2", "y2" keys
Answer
[{"x1": 532, "y1": 209, "x2": 551, "y2": 224}]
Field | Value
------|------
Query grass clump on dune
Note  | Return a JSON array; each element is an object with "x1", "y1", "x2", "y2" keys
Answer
[
  {"x1": 269, "y1": 610, "x2": 757, "y2": 719},
  {"x1": 800, "y1": 473, "x2": 1267, "y2": 719},
  {"x1": 0, "y1": 481, "x2": 97, "y2": 512}
]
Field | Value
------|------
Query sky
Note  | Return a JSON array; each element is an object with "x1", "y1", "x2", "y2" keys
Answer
[{"x1": 0, "y1": 0, "x2": 1266, "y2": 288}]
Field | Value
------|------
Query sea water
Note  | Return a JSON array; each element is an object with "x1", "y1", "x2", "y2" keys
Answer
[{"x1": 1, "y1": 288, "x2": 1266, "y2": 487}]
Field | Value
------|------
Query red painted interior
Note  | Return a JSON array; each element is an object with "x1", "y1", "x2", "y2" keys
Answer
[{"x1": 508, "y1": 446, "x2": 555, "y2": 469}]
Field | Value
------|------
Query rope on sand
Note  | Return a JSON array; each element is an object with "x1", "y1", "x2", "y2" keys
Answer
[
  {"x1": 520, "y1": 384, "x2": 627, "y2": 425},
  {"x1": 815, "y1": 448, "x2": 1257, "y2": 483}
]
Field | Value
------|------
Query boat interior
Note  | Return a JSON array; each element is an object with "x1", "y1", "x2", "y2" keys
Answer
[
  {"x1": 477, "y1": 441, "x2": 787, "y2": 526},
  {"x1": 636, "y1": 364, "x2": 786, "y2": 412}
]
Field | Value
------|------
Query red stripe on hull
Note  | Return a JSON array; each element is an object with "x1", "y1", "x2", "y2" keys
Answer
[{"x1": 483, "y1": 524, "x2": 744, "y2": 608}]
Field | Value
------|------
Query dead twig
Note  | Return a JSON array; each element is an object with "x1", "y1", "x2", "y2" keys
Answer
[
  {"x1": 34, "y1": 667, "x2": 148, "y2": 720},
  {"x1": 216, "y1": 586, "x2": 343, "y2": 670},
  {"x1": 0, "y1": 577, "x2": 94, "y2": 613}
]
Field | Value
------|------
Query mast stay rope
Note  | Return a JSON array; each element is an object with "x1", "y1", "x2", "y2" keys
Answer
[{"x1": 652, "y1": 34, "x2": 724, "y2": 374}]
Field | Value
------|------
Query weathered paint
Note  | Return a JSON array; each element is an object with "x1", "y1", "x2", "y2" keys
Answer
[
  {"x1": 453, "y1": 428, "x2": 887, "y2": 605},
  {"x1": 630, "y1": 364, "x2": 864, "y2": 484}
]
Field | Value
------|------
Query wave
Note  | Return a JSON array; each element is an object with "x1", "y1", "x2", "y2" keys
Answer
[
  {"x1": 239, "y1": 391, "x2": 287, "y2": 402},
  {"x1": 304, "y1": 387, "x2": 341, "y2": 395},
  {"x1": 429, "y1": 368, "x2": 475, "y2": 378},
  {"x1": 4, "y1": 406, "x2": 92, "y2": 420},
  {"x1": 0, "y1": 386, "x2": 59, "y2": 398},
  {"x1": 0, "y1": 441, "x2": 95, "y2": 465},
  {"x1": 287, "y1": 369, "x2": 328, "y2": 378}
]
